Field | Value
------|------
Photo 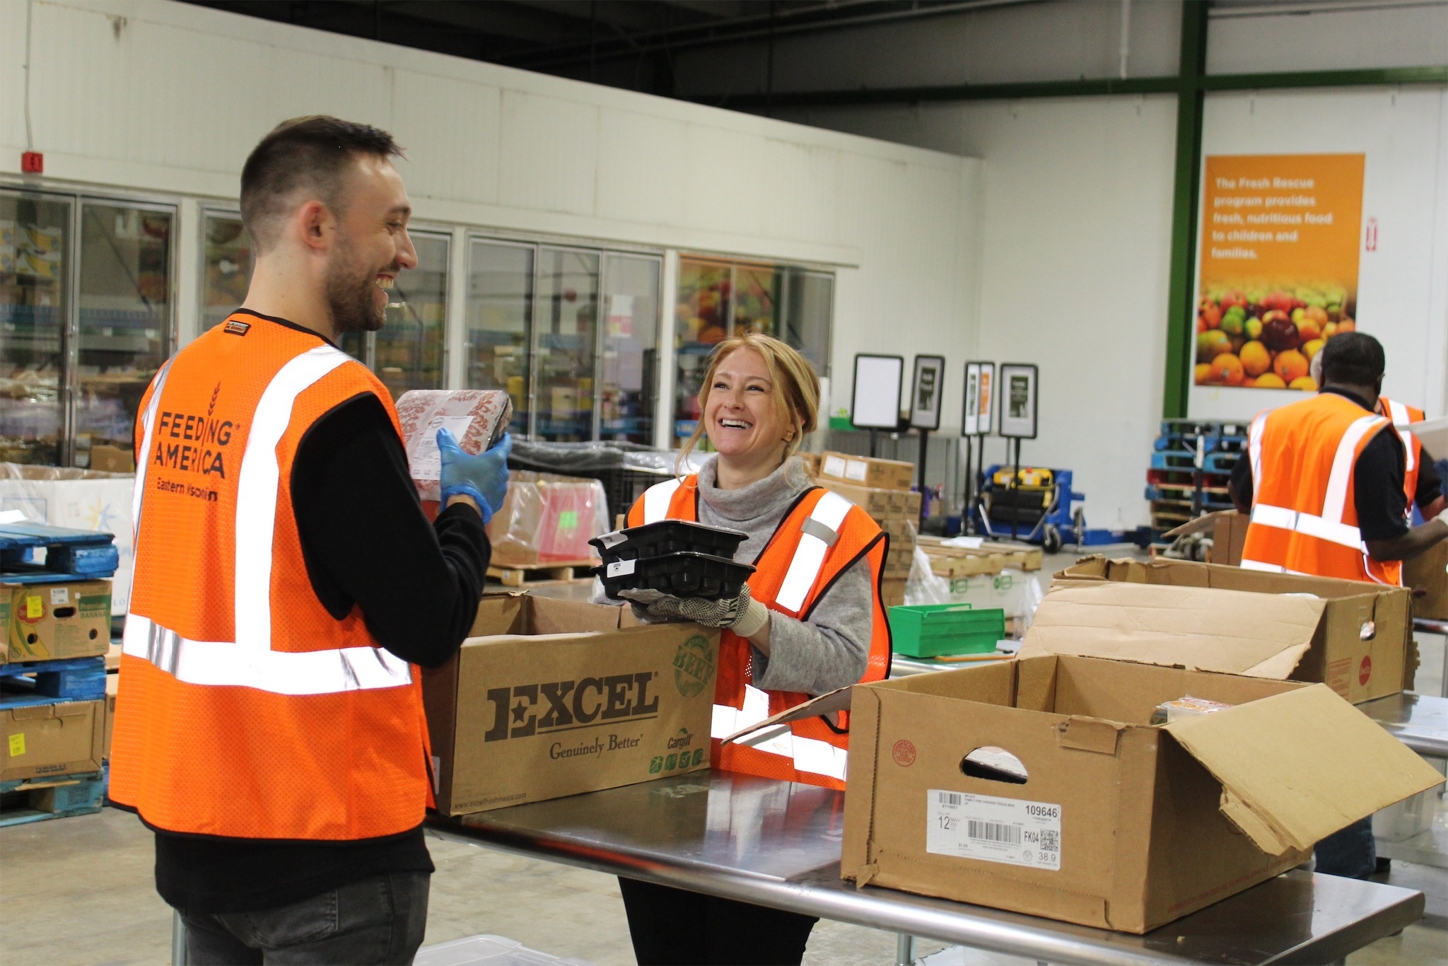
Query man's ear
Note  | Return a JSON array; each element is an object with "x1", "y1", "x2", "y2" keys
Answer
[{"x1": 298, "y1": 200, "x2": 332, "y2": 253}]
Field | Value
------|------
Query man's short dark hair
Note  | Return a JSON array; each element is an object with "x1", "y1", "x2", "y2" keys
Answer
[
  {"x1": 1319, "y1": 331, "x2": 1385, "y2": 388},
  {"x1": 240, "y1": 116, "x2": 403, "y2": 251}
]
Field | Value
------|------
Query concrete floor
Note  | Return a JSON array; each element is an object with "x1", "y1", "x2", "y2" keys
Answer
[{"x1": 3, "y1": 549, "x2": 1445, "y2": 966}]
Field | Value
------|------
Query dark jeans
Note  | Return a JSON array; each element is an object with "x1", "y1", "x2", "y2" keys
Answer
[
  {"x1": 619, "y1": 877, "x2": 818, "y2": 966},
  {"x1": 179, "y1": 871, "x2": 430, "y2": 965},
  {"x1": 1314, "y1": 817, "x2": 1377, "y2": 879}
]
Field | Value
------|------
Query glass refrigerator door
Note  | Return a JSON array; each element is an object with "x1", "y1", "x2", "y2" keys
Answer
[
  {"x1": 201, "y1": 212, "x2": 252, "y2": 330},
  {"x1": 782, "y1": 269, "x2": 833, "y2": 377},
  {"x1": 672, "y1": 259, "x2": 732, "y2": 442},
  {"x1": 533, "y1": 248, "x2": 600, "y2": 442},
  {"x1": 374, "y1": 232, "x2": 448, "y2": 399},
  {"x1": 467, "y1": 240, "x2": 533, "y2": 435},
  {"x1": 0, "y1": 190, "x2": 70, "y2": 465},
  {"x1": 75, "y1": 202, "x2": 174, "y2": 470},
  {"x1": 599, "y1": 254, "x2": 660, "y2": 444}
]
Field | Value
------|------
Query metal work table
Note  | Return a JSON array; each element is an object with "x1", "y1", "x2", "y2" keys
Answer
[
  {"x1": 1413, "y1": 617, "x2": 1448, "y2": 636},
  {"x1": 1358, "y1": 692, "x2": 1448, "y2": 759},
  {"x1": 426, "y1": 772, "x2": 1424, "y2": 966}
]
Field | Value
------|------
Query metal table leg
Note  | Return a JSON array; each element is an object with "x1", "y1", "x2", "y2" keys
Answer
[
  {"x1": 172, "y1": 908, "x2": 188, "y2": 965},
  {"x1": 895, "y1": 932, "x2": 915, "y2": 966}
]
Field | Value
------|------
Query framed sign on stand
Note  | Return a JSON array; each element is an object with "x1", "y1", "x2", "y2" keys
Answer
[
  {"x1": 997, "y1": 363, "x2": 1039, "y2": 539},
  {"x1": 850, "y1": 354, "x2": 905, "y2": 457},
  {"x1": 961, "y1": 362, "x2": 995, "y2": 534},
  {"x1": 910, "y1": 355, "x2": 946, "y2": 519}
]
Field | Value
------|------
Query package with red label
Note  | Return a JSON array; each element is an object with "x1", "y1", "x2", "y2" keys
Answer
[
  {"x1": 395, "y1": 390, "x2": 512, "y2": 502},
  {"x1": 487, "y1": 471, "x2": 610, "y2": 566}
]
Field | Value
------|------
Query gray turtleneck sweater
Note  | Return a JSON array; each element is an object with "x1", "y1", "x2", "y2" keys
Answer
[{"x1": 599, "y1": 455, "x2": 875, "y2": 695}]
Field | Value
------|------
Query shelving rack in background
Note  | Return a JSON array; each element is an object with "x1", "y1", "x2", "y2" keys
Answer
[{"x1": 1146, "y1": 419, "x2": 1246, "y2": 544}]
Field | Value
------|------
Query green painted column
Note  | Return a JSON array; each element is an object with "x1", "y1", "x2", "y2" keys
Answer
[{"x1": 1161, "y1": 0, "x2": 1211, "y2": 420}]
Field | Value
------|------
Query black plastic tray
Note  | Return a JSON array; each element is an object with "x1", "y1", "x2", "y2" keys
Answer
[
  {"x1": 590, "y1": 519, "x2": 749, "y2": 564},
  {"x1": 595, "y1": 551, "x2": 756, "y2": 601}
]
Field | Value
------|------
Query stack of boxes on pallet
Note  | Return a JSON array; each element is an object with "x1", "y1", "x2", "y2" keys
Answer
[
  {"x1": 1145, "y1": 419, "x2": 1244, "y2": 538},
  {"x1": 806, "y1": 452, "x2": 921, "y2": 608},
  {"x1": 0, "y1": 522, "x2": 117, "y2": 827}
]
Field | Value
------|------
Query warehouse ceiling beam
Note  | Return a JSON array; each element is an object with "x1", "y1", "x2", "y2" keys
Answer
[{"x1": 691, "y1": 64, "x2": 1448, "y2": 109}]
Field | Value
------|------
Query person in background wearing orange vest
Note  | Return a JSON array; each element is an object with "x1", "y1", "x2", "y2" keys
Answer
[
  {"x1": 608, "y1": 332, "x2": 891, "y2": 966},
  {"x1": 1230, "y1": 331, "x2": 1448, "y2": 880},
  {"x1": 108, "y1": 117, "x2": 511, "y2": 965}
]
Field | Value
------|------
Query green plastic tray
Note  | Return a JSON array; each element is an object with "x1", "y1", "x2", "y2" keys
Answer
[{"x1": 887, "y1": 603, "x2": 1006, "y2": 658}]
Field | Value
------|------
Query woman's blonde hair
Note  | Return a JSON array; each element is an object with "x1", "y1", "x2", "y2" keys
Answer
[{"x1": 678, "y1": 332, "x2": 820, "y2": 473}]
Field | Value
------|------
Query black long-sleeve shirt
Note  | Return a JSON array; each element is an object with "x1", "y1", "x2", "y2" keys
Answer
[{"x1": 152, "y1": 323, "x2": 489, "y2": 914}]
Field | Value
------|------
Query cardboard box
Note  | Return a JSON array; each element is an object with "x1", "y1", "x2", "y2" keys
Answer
[
  {"x1": 87, "y1": 445, "x2": 135, "y2": 473},
  {"x1": 945, "y1": 569, "x2": 1044, "y2": 620},
  {"x1": 7, "y1": 580, "x2": 112, "y2": 661},
  {"x1": 1403, "y1": 540, "x2": 1448, "y2": 621},
  {"x1": 881, "y1": 578, "x2": 906, "y2": 608},
  {"x1": 103, "y1": 671, "x2": 118, "y2": 760},
  {"x1": 2, "y1": 699, "x2": 105, "y2": 781},
  {"x1": 819, "y1": 452, "x2": 916, "y2": 491},
  {"x1": 833, "y1": 658, "x2": 1442, "y2": 933},
  {"x1": 0, "y1": 593, "x2": 8, "y2": 666},
  {"x1": 423, "y1": 594, "x2": 718, "y2": 815},
  {"x1": 818, "y1": 480, "x2": 921, "y2": 522},
  {"x1": 1052, "y1": 557, "x2": 1413, "y2": 704},
  {"x1": 1161, "y1": 510, "x2": 1247, "y2": 567}
]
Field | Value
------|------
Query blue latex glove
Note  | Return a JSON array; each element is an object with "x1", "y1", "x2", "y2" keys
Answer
[{"x1": 437, "y1": 429, "x2": 511, "y2": 524}]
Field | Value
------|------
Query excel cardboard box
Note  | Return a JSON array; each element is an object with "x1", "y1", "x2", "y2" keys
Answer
[
  {"x1": 1403, "y1": 541, "x2": 1448, "y2": 621},
  {"x1": 832, "y1": 657, "x2": 1441, "y2": 933},
  {"x1": 423, "y1": 594, "x2": 718, "y2": 816},
  {"x1": 818, "y1": 452, "x2": 916, "y2": 491},
  {"x1": 1052, "y1": 557, "x2": 1413, "y2": 703},
  {"x1": 7, "y1": 580, "x2": 112, "y2": 662},
  {"x1": 2, "y1": 699, "x2": 105, "y2": 781}
]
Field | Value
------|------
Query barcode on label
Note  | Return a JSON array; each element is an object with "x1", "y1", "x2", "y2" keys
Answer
[
  {"x1": 938, "y1": 791, "x2": 964, "y2": 806},
  {"x1": 1039, "y1": 829, "x2": 1060, "y2": 852},
  {"x1": 968, "y1": 820, "x2": 1021, "y2": 845}
]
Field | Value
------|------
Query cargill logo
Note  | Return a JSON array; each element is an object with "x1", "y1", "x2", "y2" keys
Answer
[
  {"x1": 668, "y1": 728, "x2": 694, "y2": 750},
  {"x1": 483, "y1": 672, "x2": 660, "y2": 742},
  {"x1": 674, "y1": 635, "x2": 715, "y2": 697}
]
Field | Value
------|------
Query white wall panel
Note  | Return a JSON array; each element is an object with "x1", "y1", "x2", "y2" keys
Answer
[
  {"x1": 760, "y1": 139, "x2": 838, "y2": 245},
  {"x1": 497, "y1": 90, "x2": 598, "y2": 216},
  {"x1": 682, "y1": 123, "x2": 766, "y2": 238},
  {"x1": 0, "y1": 2, "x2": 31, "y2": 152},
  {"x1": 390, "y1": 71, "x2": 501, "y2": 206},
  {"x1": 1207, "y1": 5, "x2": 1448, "y2": 75},
  {"x1": 594, "y1": 108, "x2": 687, "y2": 227}
]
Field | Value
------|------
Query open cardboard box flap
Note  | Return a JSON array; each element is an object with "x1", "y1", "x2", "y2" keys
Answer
[
  {"x1": 718, "y1": 687, "x2": 853, "y2": 746},
  {"x1": 1162, "y1": 683, "x2": 1445, "y2": 855},
  {"x1": 1020, "y1": 582, "x2": 1324, "y2": 678}
]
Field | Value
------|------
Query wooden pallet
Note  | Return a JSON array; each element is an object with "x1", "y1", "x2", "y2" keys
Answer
[
  {"x1": 486, "y1": 559, "x2": 599, "y2": 588},
  {"x1": 0, "y1": 770, "x2": 105, "y2": 828}
]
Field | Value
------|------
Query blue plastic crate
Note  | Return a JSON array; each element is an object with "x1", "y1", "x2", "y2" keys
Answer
[{"x1": 0, "y1": 521, "x2": 119, "y2": 582}]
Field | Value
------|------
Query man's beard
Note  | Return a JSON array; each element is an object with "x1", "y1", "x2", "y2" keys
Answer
[{"x1": 326, "y1": 242, "x2": 388, "y2": 335}]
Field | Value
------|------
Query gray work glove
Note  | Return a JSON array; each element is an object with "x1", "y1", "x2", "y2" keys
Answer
[{"x1": 618, "y1": 584, "x2": 770, "y2": 638}]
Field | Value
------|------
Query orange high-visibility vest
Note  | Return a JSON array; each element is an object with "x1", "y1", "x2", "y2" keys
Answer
[
  {"x1": 1241, "y1": 392, "x2": 1401, "y2": 586},
  {"x1": 1380, "y1": 396, "x2": 1426, "y2": 510},
  {"x1": 627, "y1": 473, "x2": 891, "y2": 790},
  {"x1": 109, "y1": 311, "x2": 433, "y2": 841}
]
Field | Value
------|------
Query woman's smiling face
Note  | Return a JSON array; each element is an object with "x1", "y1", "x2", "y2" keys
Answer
[{"x1": 703, "y1": 347, "x2": 793, "y2": 462}]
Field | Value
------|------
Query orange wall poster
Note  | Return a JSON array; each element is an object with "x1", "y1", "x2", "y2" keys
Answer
[{"x1": 1194, "y1": 154, "x2": 1364, "y2": 391}]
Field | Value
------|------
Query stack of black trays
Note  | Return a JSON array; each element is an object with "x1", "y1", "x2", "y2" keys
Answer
[{"x1": 590, "y1": 520, "x2": 754, "y2": 601}]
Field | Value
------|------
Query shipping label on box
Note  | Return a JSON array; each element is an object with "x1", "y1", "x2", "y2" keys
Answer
[
  {"x1": 838, "y1": 657, "x2": 1443, "y2": 933},
  {"x1": 1051, "y1": 557, "x2": 1412, "y2": 703},
  {"x1": 819, "y1": 452, "x2": 915, "y2": 491},
  {"x1": 8, "y1": 580, "x2": 112, "y2": 661},
  {"x1": 3, "y1": 699, "x2": 105, "y2": 781},
  {"x1": 424, "y1": 595, "x2": 718, "y2": 815}
]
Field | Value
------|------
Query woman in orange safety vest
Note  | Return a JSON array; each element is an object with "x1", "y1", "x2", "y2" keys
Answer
[{"x1": 611, "y1": 331, "x2": 891, "y2": 966}]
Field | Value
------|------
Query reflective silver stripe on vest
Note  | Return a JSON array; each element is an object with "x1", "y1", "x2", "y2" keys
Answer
[
  {"x1": 710, "y1": 685, "x2": 848, "y2": 782},
  {"x1": 775, "y1": 491, "x2": 853, "y2": 614},
  {"x1": 1239, "y1": 559, "x2": 1314, "y2": 577},
  {"x1": 131, "y1": 360, "x2": 175, "y2": 542},
  {"x1": 122, "y1": 344, "x2": 411, "y2": 694},
  {"x1": 122, "y1": 614, "x2": 412, "y2": 695},
  {"x1": 1248, "y1": 412, "x2": 1267, "y2": 495},
  {"x1": 1385, "y1": 399, "x2": 1417, "y2": 473},
  {"x1": 1249, "y1": 503, "x2": 1365, "y2": 551},
  {"x1": 235, "y1": 346, "x2": 352, "y2": 649},
  {"x1": 1321, "y1": 414, "x2": 1387, "y2": 524},
  {"x1": 642, "y1": 478, "x2": 683, "y2": 524}
]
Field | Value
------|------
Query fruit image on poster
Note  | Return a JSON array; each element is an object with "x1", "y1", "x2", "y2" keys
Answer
[{"x1": 1195, "y1": 154, "x2": 1364, "y2": 391}]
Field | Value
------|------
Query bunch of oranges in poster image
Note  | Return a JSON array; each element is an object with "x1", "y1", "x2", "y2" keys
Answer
[{"x1": 1195, "y1": 285, "x2": 1355, "y2": 390}]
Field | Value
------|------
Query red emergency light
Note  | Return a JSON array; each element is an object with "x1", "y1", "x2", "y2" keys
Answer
[{"x1": 21, "y1": 152, "x2": 44, "y2": 174}]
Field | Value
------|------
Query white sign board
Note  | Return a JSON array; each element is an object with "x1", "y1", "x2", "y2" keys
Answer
[{"x1": 851, "y1": 354, "x2": 904, "y2": 430}]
